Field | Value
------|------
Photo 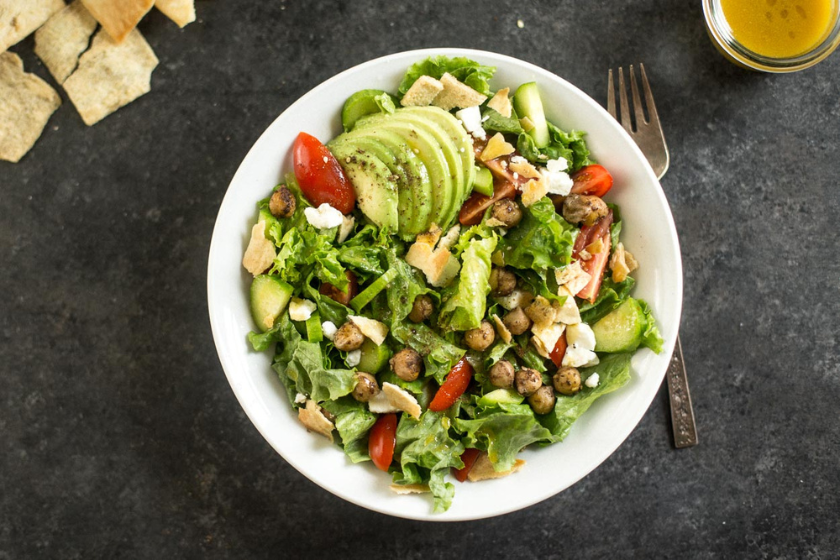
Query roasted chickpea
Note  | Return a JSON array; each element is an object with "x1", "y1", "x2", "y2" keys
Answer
[
  {"x1": 488, "y1": 360, "x2": 515, "y2": 389},
  {"x1": 553, "y1": 367, "x2": 582, "y2": 395},
  {"x1": 408, "y1": 294, "x2": 434, "y2": 323},
  {"x1": 491, "y1": 198, "x2": 523, "y2": 227},
  {"x1": 352, "y1": 372, "x2": 380, "y2": 402},
  {"x1": 269, "y1": 185, "x2": 296, "y2": 218},
  {"x1": 562, "y1": 194, "x2": 609, "y2": 226},
  {"x1": 334, "y1": 321, "x2": 364, "y2": 351},
  {"x1": 503, "y1": 307, "x2": 532, "y2": 336},
  {"x1": 528, "y1": 385, "x2": 556, "y2": 414},
  {"x1": 489, "y1": 267, "x2": 517, "y2": 297},
  {"x1": 319, "y1": 270, "x2": 358, "y2": 306},
  {"x1": 464, "y1": 321, "x2": 495, "y2": 351},
  {"x1": 390, "y1": 348, "x2": 423, "y2": 382},
  {"x1": 514, "y1": 367, "x2": 542, "y2": 397}
]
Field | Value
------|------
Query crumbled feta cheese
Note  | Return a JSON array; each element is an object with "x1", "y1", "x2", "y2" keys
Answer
[
  {"x1": 455, "y1": 106, "x2": 482, "y2": 133},
  {"x1": 585, "y1": 373, "x2": 600, "y2": 388},
  {"x1": 562, "y1": 345, "x2": 599, "y2": 368},
  {"x1": 513, "y1": 172, "x2": 520, "y2": 180},
  {"x1": 304, "y1": 203, "x2": 344, "y2": 230},
  {"x1": 566, "y1": 323, "x2": 596, "y2": 351},
  {"x1": 322, "y1": 156, "x2": 329, "y2": 163},
  {"x1": 546, "y1": 158, "x2": 569, "y2": 173},
  {"x1": 321, "y1": 321, "x2": 337, "y2": 341},
  {"x1": 540, "y1": 167, "x2": 574, "y2": 196},
  {"x1": 510, "y1": 155, "x2": 528, "y2": 165},
  {"x1": 337, "y1": 215, "x2": 355, "y2": 243},
  {"x1": 495, "y1": 289, "x2": 535, "y2": 311},
  {"x1": 294, "y1": 392, "x2": 307, "y2": 404},
  {"x1": 346, "y1": 349, "x2": 361, "y2": 368},
  {"x1": 289, "y1": 298, "x2": 316, "y2": 321},
  {"x1": 472, "y1": 128, "x2": 487, "y2": 140}
]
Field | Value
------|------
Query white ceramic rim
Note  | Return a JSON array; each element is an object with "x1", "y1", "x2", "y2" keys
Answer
[{"x1": 207, "y1": 48, "x2": 683, "y2": 522}]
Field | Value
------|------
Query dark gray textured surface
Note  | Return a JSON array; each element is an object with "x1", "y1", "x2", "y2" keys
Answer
[{"x1": 2, "y1": 1, "x2": 839, "y2": 558}]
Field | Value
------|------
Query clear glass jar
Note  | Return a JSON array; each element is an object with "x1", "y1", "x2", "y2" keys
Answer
[{"x1": 704, "y1": 0, "x2": 840, "y2": 72}]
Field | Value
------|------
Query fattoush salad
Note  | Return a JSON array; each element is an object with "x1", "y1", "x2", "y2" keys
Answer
[{"x1": 241, "y1": 56, "x2": 663, "y2": 512}]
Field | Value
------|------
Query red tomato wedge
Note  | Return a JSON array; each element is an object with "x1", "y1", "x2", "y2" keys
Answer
[
  {"x1": 570, "y1": 164, "x2": 614, "y2": 197},
  {"x1": 293, "y1": 132, "x2": 356, "y2": 214},
  {"x1": 319, "y1": 270, "x2": 358, "y2": 306},
  {"x1": 458, "y1": 179, "x2": 516, "y2": 226},
  {"x1": 428, "y1": 358, "x2": 473, "y2": 412},
  {"x1": 369, "y1": 413, "x2": 397, "y2": 472},
  {"x1": 453, "y1": 448, "x2": 481, "y2": 482},
  {"x1": 573, "y1": 210, "x2": 614, "y2": 303},
  {"x1": 549, "y1": 332, "x2": 568, "y2": 368}
]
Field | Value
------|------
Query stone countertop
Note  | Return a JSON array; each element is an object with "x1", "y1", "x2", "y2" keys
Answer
[{"x1": 2, "y1": 1, "x2": 838, "y2": 558}]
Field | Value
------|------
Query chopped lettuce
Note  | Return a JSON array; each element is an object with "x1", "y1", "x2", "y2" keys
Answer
[
  {"x1": 537, "y1": 353, "x2": 632, "y2": 442},
  {"x1": 398, "y1": 55, "x2": 496, "y2": 97},
  {"x1": 578, "y1": 277, "x2": 635, "y2": 325},
  {"x1": 638, "y1": 299, "x2": 664, "y2": 353},
  {"x1": 455, "y1": 408, "x2": 552, "y2": 472},
  {"x1": 438, "y1": 236, "x2": 497, "y2": 332},
  {"x1": 321, "y1": 397, "x2": 377, "y2": 449},
  {"x1": 392, "y1": 323, "x2": 466, "y2": 384},
  {"x1": 499, "y1": 197, "x2": 576, "y2": 274},
  {"x1": 517, "y1": 124, "x2": 593, "y2": 172}
]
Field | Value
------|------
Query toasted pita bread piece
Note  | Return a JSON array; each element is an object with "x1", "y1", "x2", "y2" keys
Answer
[
  {"x1": 0, "y1": 52, "x2": 61, "y2": 163},
  {"x1": 80, "y1": 0, "x2": 153, "y2": 43},
  {"x1": 467, "y1": 454, "x2": 525, "y2": 482},
  {"x1": 241, "y1": 220, "x2": 275, "y2": 276},
  {"x1": 155, "y1": 0, "x2": 194, "y2": 28},
  {"x1": 0, "y1": 0, "x2": 65, "y2": 53},
  {"x1": 63, "y1": 28, "x2": 158, "y2": 125},
  {"x1": 389, "y1": 483, "x2": 430, "y2": 494},
  {"x1": 297, "y1": 400, "x2": 335, "y2": 443},
  {"x1": 34, "y1": 1, "x2": 98, "y2": 84}
]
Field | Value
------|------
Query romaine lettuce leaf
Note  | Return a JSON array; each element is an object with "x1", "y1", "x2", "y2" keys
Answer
[
  {"x1": 517, "y1": 124, "x2": 593, "y2": 172},
  {"x1": 321, "y1": 397, "x2": 377, "y2": 447},
  {"x1": 384, "y1": 247, "x2": 435, "y2": 326},
  {"x1": 638, "y1": 299, "x2": 664, "y2": 353},
  {"x1": 537, "y1": 353, "x2": 632, "y2": 442},
  {"x1": 499, "y1": 197, "x2": 576, "y2": 274},
  {"x1": 455, "y1": 409, "x2": 552, "y2": 472},
  {"x1": 578, "y1": 277, "x2": 635, "y2": 325},
  {"x1": 392, "y1": 323, "x2": 466, "y2": 384},
  {"x1": 398, "y1": 55, "x2": 496, "y2": 97},
  {"x1": 438, "y1": 236, "x2": 497, "y2": 332}
]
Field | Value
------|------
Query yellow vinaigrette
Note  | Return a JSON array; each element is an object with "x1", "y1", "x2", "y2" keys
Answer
[{"x1": 720, "y1": 0, "x2": 838, "y2": 58}]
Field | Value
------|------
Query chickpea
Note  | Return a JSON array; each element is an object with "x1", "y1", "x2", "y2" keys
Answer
[
  {"x1": 390, "y1": 348, "x2": 424, "y2": 382},
  {"x1": 488, "y1": 360, "x2": 515, "y2": 389},
  {"x1": 464, "y1": 321, "x2": 495, "y2": 351},
  {"x1": 489, "y1": 267, "x2": 517, "y2": 297},
  {"x1": 553, "y1": 367, "x2": 582, "y2": 396},
  {"x1": 408, "y1": 294, "x2": 434, "y2": 323},
  {"x1": 491, "y1": 198, "x2": 523, "y2": 227},
  {"x1": 528, "y1": 385, "x2": 556, "y2": 414},
  {"x1": 334, "y1": 321, "x2": 364, "y2": 351},
  {"x1": 352, "y1": 372, "x2": 380, "y2": 402},
  {"x1": 562, "y1": 194, "x2": 609, "y2": 226},
  {"x1": 514, "y1": 367, "x2": 542, "y2": 397},
  {"x1": 269, "y1": 185, "x2": 296, "y2": 218},
  {"x1": 503, "y1": 307, "x2": 532, "y2": 336}
]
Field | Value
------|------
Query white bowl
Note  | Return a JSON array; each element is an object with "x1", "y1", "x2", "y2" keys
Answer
[{"x1": 207, "y1": 48, "x2": 683, "y2": 521}]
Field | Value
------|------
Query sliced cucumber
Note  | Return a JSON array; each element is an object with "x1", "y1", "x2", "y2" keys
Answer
[
  {"x1": 306, "y1": 312, "x2": 323, "y2": 342},
  {"x1": 250, "y1": 275, "x2": 293, "y2": 331},
  {"x1": 349, "y1": 267, "x2": 399, "y2": 313},
  {"x1": 592, "y1": 298, "x2": 645, "y2": 353},
  {"x1": 357, "y1": 338, "x2": 392, "y2": 374},
  {"x1": 472, "y1": 166, "x2": 494, "y2": 197},
  {"x1": 341, "y1": 89, "x2": 398, "y2": 131},
  {"x1": 478, "y1": 388, "x2": 524, "y2": 408},
  {"x1": 513, "y1": 82, "x2": 550, "y2": 148}
]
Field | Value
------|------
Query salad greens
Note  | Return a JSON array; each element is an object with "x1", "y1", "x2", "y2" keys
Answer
[{"x1": 242, "y1": 55, "x2": 664, "y2": 513}]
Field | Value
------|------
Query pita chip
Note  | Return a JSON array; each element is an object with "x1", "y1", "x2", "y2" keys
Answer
[
  {"x1": 155, "y1": 0, "x2": 195, "y2": 28},
  {"x1": 34, "y1": 1, "x2": 98, "y2": 84},
  {"x1": 0, "y1": 52, "x2": 61, "y2": 163},
  {"x1": 81, "y1": 0, "x2": 153, "y2": 43},
  {"x1": 0, "y1": 0, "x2": 65, "y2": 53},
  {"x1": 63, "y1": 28, "x2": 158, "y2": 125},
  {"x1": 467, "y1": 454, "x2": 525, "y2": 482}
]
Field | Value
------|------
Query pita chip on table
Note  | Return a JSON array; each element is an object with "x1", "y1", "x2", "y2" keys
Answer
[
  {"x1": 155, "y1": 0, "x2": 195, "y2": 28},
  {"x1": 0, "y1": 52, "x2": 61, "y2": 163},
  {"x1": 63, "y1": 28, "x2": 158, "y2": 126},
  {"x1": 0, "y1": 0, "x2": 65, "y2": 53},
  {"x1": 80, "y1": 0, "x2": 153, "y2": 43},
  {"x1": 34, "y1": 1, "x2": 98, "y2": 84}
]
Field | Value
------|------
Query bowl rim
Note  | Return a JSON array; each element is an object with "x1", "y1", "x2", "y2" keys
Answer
[{"x1": 207, "y1": 47, "x2": 683, "y2": 521}]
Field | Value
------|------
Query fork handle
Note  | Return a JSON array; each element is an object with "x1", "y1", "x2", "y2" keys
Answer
[{"x1": 666, "y1": 335, "x2": 698, "y2": 448}]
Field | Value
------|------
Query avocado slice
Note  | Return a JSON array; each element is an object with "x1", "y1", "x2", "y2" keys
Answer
[{"x1": 329, "y1": 142, "x2": 399, "y2": 231}]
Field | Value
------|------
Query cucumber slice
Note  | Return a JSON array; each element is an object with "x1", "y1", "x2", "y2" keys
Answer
[
  {"x1": 472, "y1": 166, "x2": 494, "y2": 197},
  {"x1": 341, "y1": 89, "x2": 398, "y2": 131},
  {"x1": 250, "y1": 275, "x2": 293, "y2": 331},
  {"x1": 478, "y1": 388, "x2": 523, "y2": 408},
  {"x1": 306, "y1": 312, "x2": 323, "y2": 342},
  {"x1": 513, "y1": 82, "x2": 550, "y2": 148},
  {"x1": 357, "y1": 338, "x2": 392, "y2": 374},
  {"x1": 349, "y1": 267, "x2": 399, "y2": 313},
  {"x1": 592, "y1": 298, "x2": 645, "y2": 353}
]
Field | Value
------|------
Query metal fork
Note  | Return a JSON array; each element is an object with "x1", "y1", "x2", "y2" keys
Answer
[{"x1": 607, "y1": 64, "x2": 697, "y2": 448}]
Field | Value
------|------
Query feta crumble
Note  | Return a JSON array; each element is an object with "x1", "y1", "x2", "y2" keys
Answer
[
  {"x1": 304, "y1": 203, "x2": 344, "y2": 230},
  {"x1": 346, "y1": 349, "x2": 361, "y2": 368},
  {"x1": 546, "y1": 158, "x2": 569, "y2": 172},
  {"x1": 321, "y1": 321, "x2": 337, "y2": 341},
  {"x1": 455, "y1": 106, "x2": 486, "y2": 139},
  {"x1": 294, "y1": 393, "x2": 307, "y2": 404},
  {"x1": 540, "y1": 167, "x2": 574, "y2": 196},
  {"x1": 585, "y1": 373, "x2": 600, "y2": 388},
  {"x1": 288, "y1": 298, "x2": 316, "y2": 321}
]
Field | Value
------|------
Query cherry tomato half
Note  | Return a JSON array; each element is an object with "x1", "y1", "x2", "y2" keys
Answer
[
  {"x1": 453, "y1": 448, "x2": 481, "y2": 483},
  {"x1": 293, "y1": 132, "x2": 356, "y2": 214},
  {"x1": 369, "y1": 413, "x2": 397, "y2": 472},
  {"x1": 549, "y1": 332, "x2": 568, "y2": 368},
  {"x1": 428, "y1": 358, "x2": 473, "y2": 412},
  {"x1": 570, "y1": 164, "x2": 614, "y2": 198}
]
